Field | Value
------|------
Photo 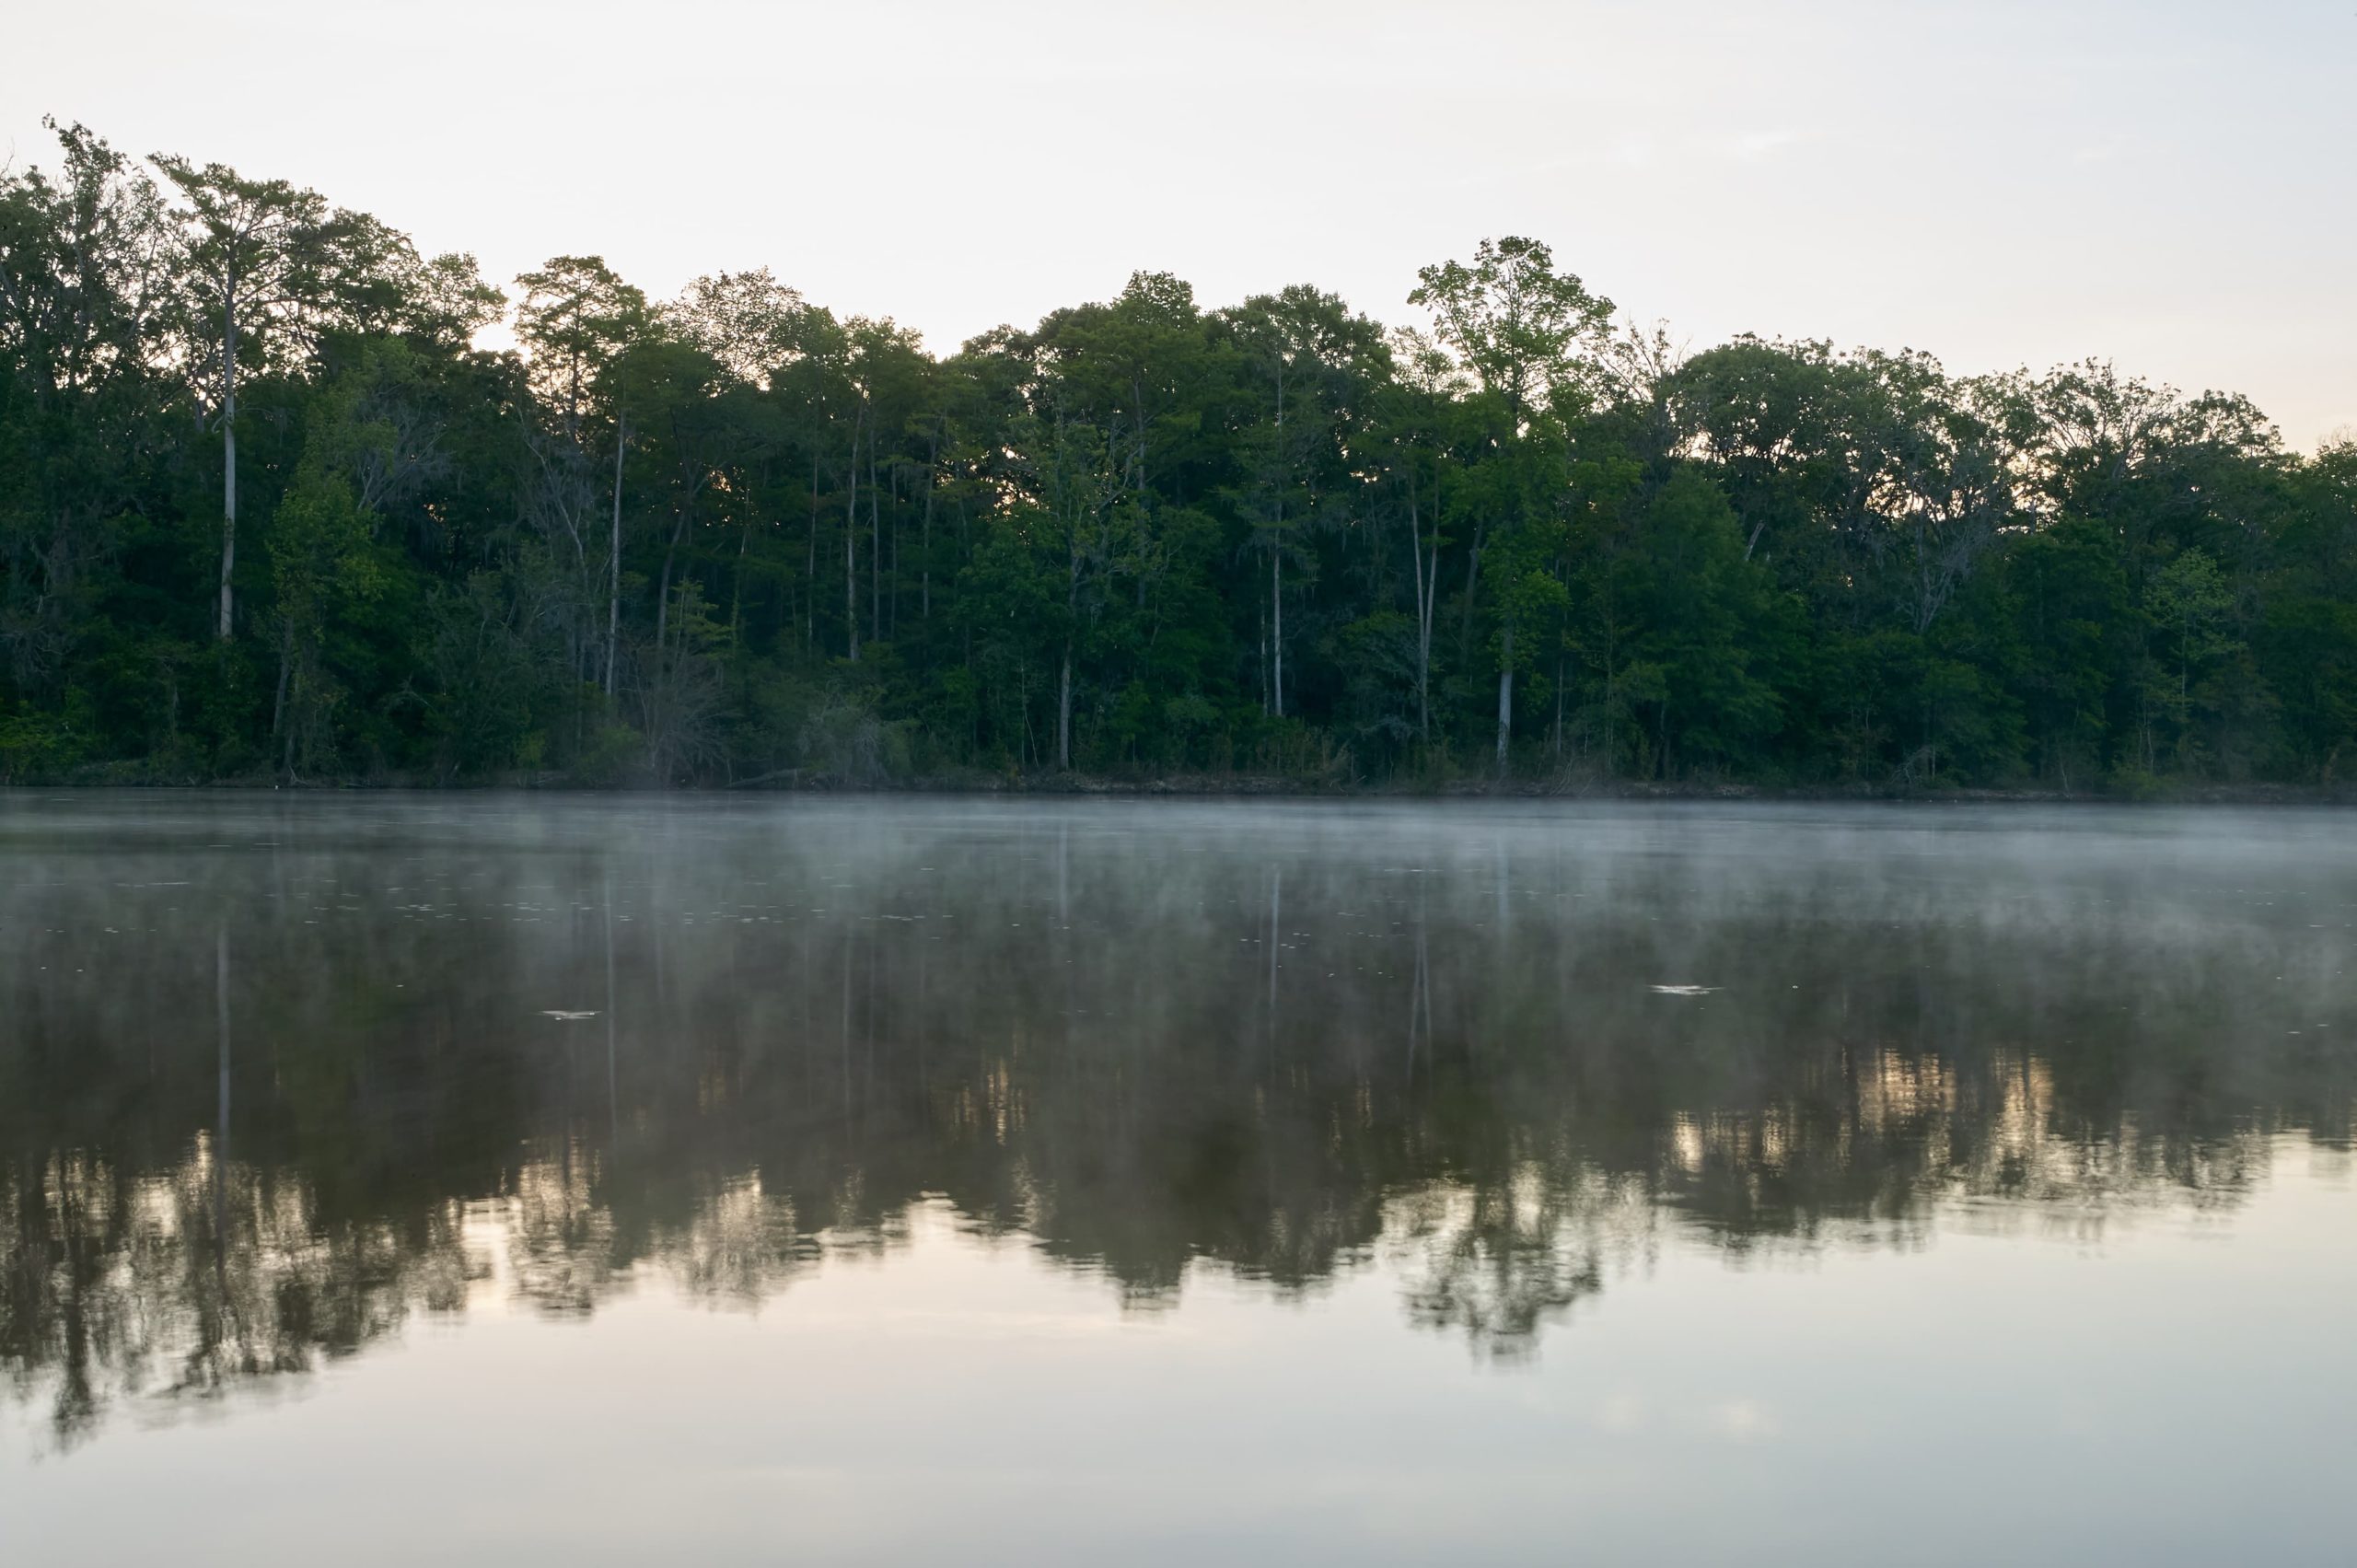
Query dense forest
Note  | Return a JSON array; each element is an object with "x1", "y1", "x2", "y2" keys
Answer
[{"x1": 4, "y1": 120, "x2": 2353, "y2": 791}]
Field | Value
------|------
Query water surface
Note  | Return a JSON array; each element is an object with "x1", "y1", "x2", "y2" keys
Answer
[{"x1": 4, "y1": 795, "x2": 2353, "y2": 1563}]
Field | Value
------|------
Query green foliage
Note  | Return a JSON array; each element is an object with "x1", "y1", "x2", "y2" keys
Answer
[
  {"x1": 420, "y1": 573, "x2": 557, "y2": 779},
  {"x1": 3, "y1": 122, "x2": 2354, "y2": 794},
  {"x1": 0, "y1": 699, "x2": 87, "y2": 780}
]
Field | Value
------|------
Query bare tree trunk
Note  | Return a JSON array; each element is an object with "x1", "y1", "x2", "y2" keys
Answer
[
  {"x1": 729, "y1": 515, "x2": 749, "y2": 643},
  {"x1": 606, "y1": 412, "x2": 624, "y2": 696},
  {"x1": 1552, "y1": 654, "x2": 1565, "y2": 759},
  {"x1": 923, "y1": 424, "x2": 937, "y2": 622},
  {"x1": 1057, "y1": 645, "x2": 1073, "y2": 772},
  {"x1": 1407, "y1": 473, "x2": 1434, "y2": 744},
  {"x1": 1422, "y1": 547, "x2": 1437, "y2": 734},
  {"x1": 869, "y1": 424, "x2": 881, "y2": 645},
  {"x1": 1271, "y1": 540, "x2": 1283, "y2": 719},
  {"x1": 1495, "y1": 623, "x2": 1514, "y2": 776},
  {"x1": 216, "y1": 286, "x2": 238, "y2": 640},
  {"x1": 1603, "y1": 660, "x2": 1615, "y2": 775},
  {"x1": 844, "y1": 407, "x2": 862, "y2": 662},
  {"x1": 273, "y1": 618, "x2": 294, "y2": 779},
  {"x1": 272, "y1": 617, "x2": 293, "y2": 778},
  {"x1": 1271, "y1": 365, "x2": 1286, "y2": 721},
  {"x1": 1457, "y1": 522, "x2": 1487, "y2": 668},
  {"x1": 656, "y1": 507, "x2": 687, "y2": 654}
]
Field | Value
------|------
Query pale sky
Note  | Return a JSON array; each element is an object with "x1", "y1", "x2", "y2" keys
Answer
[{"x1": 8, "y1": 0, "x2": 2351, "y2": 447}]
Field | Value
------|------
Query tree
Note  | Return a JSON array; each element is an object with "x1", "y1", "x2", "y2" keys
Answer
[
  {"x1": 266, "y1": 465, "x2": 382, "y2": 776},
  {"x1": 1410, "y1": 238, "x2": 1613, "y2": 772},
  {"x1": 513, "y1": 255, "x2": 651, "y2": 700},
  {"x1": 0, "y1": 122, "x2": 174, "y2": 694},
  {"x1": 2145, "y1": 547, "x2": 2238, "y2": 771},
  {"x1": 6, "y1": 116, "x2": 2356, "y2": 795},
  {"x1": 512, "y1": 255, "x2": 648, "y2": 436},
  {"x1": 1616, "y1": 470, "x2": 1782, "y2": 776},
  {"x1": 666, "y1": 267, "x2": 813, "y2": 387},
  {"x1": 1023, "y1": 405, "x2": 1144, "y2": 770},
  {"x1": 1409, "y1": 236, "x2": 1613, "y2": 427},
  {"x1": 155, "y1": 153, "x2": 384, "y2": 640},
  {"x1": 1374, "y1": 331, "x2": 1470, "y2": 746}
]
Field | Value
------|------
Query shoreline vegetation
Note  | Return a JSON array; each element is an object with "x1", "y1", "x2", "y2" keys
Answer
[
  {"x1": 6, "y1": 122, "x2": 2357, "y2": 798},
  {"x1": 13, "y1": 772, "x2": 2353, "y2": 806}
]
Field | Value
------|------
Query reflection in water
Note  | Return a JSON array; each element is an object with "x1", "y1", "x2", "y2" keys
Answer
[{"x1": 2, "y1": 796, "x2": 2352, "y2": 1444}]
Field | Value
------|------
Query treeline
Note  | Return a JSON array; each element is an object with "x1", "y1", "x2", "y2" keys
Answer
[{"x1": 5, "y1": 121, "x2": 2354, "y2": 790}]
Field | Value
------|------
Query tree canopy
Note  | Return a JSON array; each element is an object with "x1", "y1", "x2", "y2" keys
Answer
[{"x1": 4, "y1": 121, "x2": 2351, "y2": 791}]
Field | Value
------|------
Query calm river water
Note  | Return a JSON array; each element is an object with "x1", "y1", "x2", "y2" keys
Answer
[{"x1": 3, "y1": 793, "x2": 2353, "y2": 1563}]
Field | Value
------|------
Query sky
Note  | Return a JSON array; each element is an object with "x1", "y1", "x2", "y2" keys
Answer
[{"x1": 7, "y1": 0, "x2": 2351, "y2": 447}]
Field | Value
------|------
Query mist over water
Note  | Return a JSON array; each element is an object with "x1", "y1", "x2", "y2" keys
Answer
[{"x1": 5, "y1": 795, "x2": 2355, "y2": 1562}]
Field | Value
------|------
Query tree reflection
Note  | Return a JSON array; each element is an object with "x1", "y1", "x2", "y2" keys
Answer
[
  {"x1": 2, "y1": 1144, "x2": 477, "y2": 1444},
  {"x1": 4, "y1": 800, "x2": 2353, "y2": 1438},
  {"x1": 1390, "y1": 1169, "x2": 1651, "y2": 1359}
]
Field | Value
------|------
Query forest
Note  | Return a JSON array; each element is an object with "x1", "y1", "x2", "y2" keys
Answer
[{"x1": 5, "y1": 120, "x2": 2354, "y2": 792}]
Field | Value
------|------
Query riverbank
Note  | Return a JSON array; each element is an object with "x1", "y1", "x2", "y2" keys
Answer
[{"x1": 14, "y1": 763, "x2": 2357, "y2": 807}]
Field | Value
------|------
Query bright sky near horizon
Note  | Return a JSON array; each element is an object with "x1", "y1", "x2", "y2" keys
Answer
[{"x1": 7, "y1": 0, "x2": 2351, "y2": 447}]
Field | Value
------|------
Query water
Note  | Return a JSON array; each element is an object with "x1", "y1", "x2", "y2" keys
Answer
[{"x1": 3, "y1": 793, "x2": 2353, "y2": 1563}]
